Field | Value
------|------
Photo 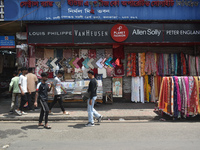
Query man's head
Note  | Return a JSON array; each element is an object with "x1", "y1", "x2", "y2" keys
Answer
[
  {"x1": 18, "y1": 68, "x2": 22, "y2": 75},
  {"x1": 57, "y1": 70, "x2": 64, "y2": 78},
  {"x1": 13, "y1": 71, "x2": 18, "y2": 77},
  {"x1": 28, "y1": 68, "x2": 33, "y2": 73},
  {"x1": 41, "y1": 72, "x2": 48, "y2": 82},
  {"x1": 87, "y1": 70, "x2": 94, "y2": 79},
  {"x1": 21, "y1": 67, "x2": 28, "y2": 75}
]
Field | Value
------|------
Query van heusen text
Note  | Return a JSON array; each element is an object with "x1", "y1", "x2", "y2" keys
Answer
[{"x1": 29, "y1": 30, "x2": 109, "y2": 37}]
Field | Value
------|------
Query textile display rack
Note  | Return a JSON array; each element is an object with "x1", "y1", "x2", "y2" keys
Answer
[{"x1": 158, "y1": 76, "x2": 200, "y2": 118}]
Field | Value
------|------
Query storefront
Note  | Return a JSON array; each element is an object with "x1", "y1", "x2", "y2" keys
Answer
[{"x1": 2, "y1": 0, "x2": 200, "y2": 103}]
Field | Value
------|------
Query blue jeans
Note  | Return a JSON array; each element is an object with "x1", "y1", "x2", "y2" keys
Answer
[{"x1": 87, "y1": 96, "x2": 101, "y2": 124}]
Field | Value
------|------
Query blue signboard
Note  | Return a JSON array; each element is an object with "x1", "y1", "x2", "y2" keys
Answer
[
  {"x1": 4, "y1": 0, "x2": 200, "y2": 21},
  {"x1": 0, "y1": 36, "x2": 15, "y2": 48}
]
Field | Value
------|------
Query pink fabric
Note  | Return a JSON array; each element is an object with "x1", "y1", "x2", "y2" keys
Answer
[
  {"x1": 73, "y1": 58, "x2": 80, "y2": 69},
  {"x1": 29, "y1": 58, "x2": 35, "y2": 68},
  {"x1": 175, "y1": 77, "x2": 181, "y2": 111},
  {"x1": 29, "y1": 46, "x2": 35, "y2": 58}
]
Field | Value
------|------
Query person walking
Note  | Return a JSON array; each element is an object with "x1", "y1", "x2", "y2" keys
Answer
[
  {"x1": 9, "y1": 71, "x2": 21, "y2": 114},
  {"x1": 34, "y1": 72, "x2": 52, "y2": 129},
  {"x1": 49, "y1": 70, "x2": 69, "y2": 115},
  {"x1": 26, "y1": 68, "x2": 38, "y2": 111},
  {"x1": 85, "y1": 70, "x2": 103, "y2": 127},
  {"x1": 16, "y1": 67, "x2": 29, "y2": 116}
]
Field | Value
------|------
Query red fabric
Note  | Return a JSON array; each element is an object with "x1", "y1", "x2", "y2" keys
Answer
[
  {"x1": 114, "y1": 64, "x2": 125, "y2": 76},
  {"x1": 77, "y1": 58, "x2": 84, "y2": 68},
  {"x1": 113, "y1": 45, "x2": 124, "y2": 59},
  {"x1": 131, "y1": 53, "x2": 137, "y2": 77},
  {"x1": 91, "y1": 68, "x2": 98, "y2": 76},
  {"x1": 88, "y1": 49, "x2": 96, "y2": 59},
  {"x1": 181, "y1": 53, "x2": 187, "y2": 75}
]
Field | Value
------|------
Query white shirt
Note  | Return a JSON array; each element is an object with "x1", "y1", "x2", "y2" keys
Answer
[
  {"x1": 53, "y1": 76, "x2": 62, "y2": 95},
  {"x1": 19, "y1": 75, "x2": 28, "y2": 93}
]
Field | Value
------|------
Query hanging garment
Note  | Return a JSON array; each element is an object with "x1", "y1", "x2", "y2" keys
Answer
[
  {"x1": 113, "y1": 45, "x2": 124, "y2": 60},
  {"x1": 144, "y1": 52, "x2": 157, "y2": 75},
  {"x1": 96, "y1": 58, "x2": 103, "y2": 69},
  {"x1": 91, "y1": 68, "x2": 98, "y2": 76},
  {"x1": 139, "y1": 53, "x2": 146, "y2": 76},
  {"x1": 96, "y1": 49, "x2": 105, "y2": 59},
  {"x1": 64, "y1": 58, "x2": 72, "y2": 68},
  {"x1": 174, "y1": 54, "x2": 178, "y2": 76},
  {"x1": 87, "y1": 58, "x2": 94, "y2": 69},
  {"x1": 56, "y1": 49, "x2": 63, "y2": 59},
  {"x1": 158, "y1": 54, "x2": 164, "y2": 76},
  {"x1": 68, "y1": 58, "x2": 76, "y2": 68},
  {"x1": 105, "y1": 49, "x2": 113, "y2": 59},
  {"x1": 105, "y1": 57, "x2": 113, "y2": 68},
  {"x1": 196, "y1": 56, "x2": 199, "y2": 76},
  {"x1": 72, "y1": 58, "x2": 80, "y2": 69},
  {"x1": 29, "y1": 58, "x2": 35, "y2": 68},
  {"x1": 168, "y1": 54, "x2": 172, "y2": 75},
  {"x1": 177, "y1": 53, "x2": 182, "y2": 76},
  {"x1": 131, "y1": 53, "x2": 137, "y2": 77},
  {"x1": 82, "y1": 57, "x2": 90, "y2": 69},
  {"x1": 91, "y1": 58, "x2": 99, "y2": 69},
  {"x1": 151, "y1": 76, "x2": 156, "y2": 103},
  {"x1": 173, "y1": 77, "x2": 179, "y2": 118},
  {"x1": 82, "y1": 66, "x2": 90, "y2": 79},
  {"x1": 163, "y1": 54, "x2": 169, "y2": 75},
  {"x1": 114, "y1": 64, "x2": 125, "y2": 76},
  {"x1": 106, "y1": 67, "x2": 114, "y2": 77},
  {"x1": 170, "y1": 77, "x2": 174, "y2": 116},
  {"x1": 181, "y1": 53, "x2": 187, "y2": 75},
  {"x1": 44, "y1": 49, "x2": 54, "y2": 59},
  {"x1": 144, "y1": 75, "x2": 151, "y2": 102},
  {"x1": 185, "y1": 54, "x2": 189, "y2": 75},
  {"x1": 72, "y1": 49, "x2": 79, "y2": 58},
  {"x1": 77, "y1": 58, "x2": 84, "y2": 68},
  {"x1": 59, "y1": 58, "x2": 67, "y2": 68},
  {"x1": 100, "y1": 58, "x2": 107, "y2": 68},
  {"x1": 131, "y1": 77, "x2": 144, "y2": 103},
  {"x1": 88, "y1": 49, "x2": 96, "y2": 59},
  {"x1": 189, "y1": 55, "x2": 197, "y2": 76},
  {"x1": 35, "y1": 48, "x2": 44, "y2": 58},
  {"x1": 63, "y1": 49, "x2": 72, "y2": 59},
  {"x1": 79, "y1": 49, "x2": 88, "y2": 59},
  {"x1": 98, "y1": 68, "x2": 107, "y2": 78}
]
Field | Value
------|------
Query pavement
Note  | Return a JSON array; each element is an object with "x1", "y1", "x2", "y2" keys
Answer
[{"x1": 0, "y1": 95, "x2": 161, "y2": 121}]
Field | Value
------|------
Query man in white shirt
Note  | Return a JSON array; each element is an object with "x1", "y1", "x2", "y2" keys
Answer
[
  {"x1": 49, "y1": 70, "x2": 69, "y2": 115},
  {"x1": 16, "y1": 67, "x2": 29, "y2": 116}
]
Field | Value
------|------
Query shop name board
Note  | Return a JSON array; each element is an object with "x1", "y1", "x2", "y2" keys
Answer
[
  {"x1": 0, "y1": 36, "x2": 15, "y2": 48},
  {"x1": 28, "y1": 24, "x2": 200, "y2": 44},
  {"x1": 4, "y1": 0, "x2": 200, "y2": 21}
]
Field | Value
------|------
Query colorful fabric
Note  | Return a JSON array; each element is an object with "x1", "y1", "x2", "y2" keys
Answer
[
  {"x1": 88, "y1": 49, "x2": 96, "y2": 59},
  {"x1": 106, "y1": 67, "x2": 114, "y2": 77},
  {"x1": 82, "y1": 57, "x2": 90, "y2": 69},
  {"x1": 73, "y1": 57, "x2": 80, "y2": 69},
  {"x1": 72, "y1": 49, "x2": 79, "y2": 58},
  {"x1": 77, "y1": 58, "x2": 84, "y2": 68},
  {"x1": 96, "y1": 49, "x2": 105, "y2": 59},
  {"x1": 96, "y1": 58, "x2": 103, "y2": 69},
  {"x1": 113, "y1": 45, "x2": 124, "y2": 59},
  {"x1": 131, "y1": 53, "x2": 136, "y2": 77},
  {"x1": 91, "y1": 58, "x2": 99, "y2": 69},
  {"x1": 69, "y1": 58, "x2": 76, "y2": 68},
  {"x1": 144, "y1": 52, "x2": 157, "y2": 75},
  {"x1": 63, "y1": 49, "x2": 72, "y2": 59},
  {"x1": 105, "y1": 49, "x2": 113, "y2": 59},
  {"x1": 114, "y1": 64, "x2": 125, "y2": 76},
  {"x1": 79, "y1": 49, "x2": 88, "y2": 59},
  {"x1": 87, "y1": 58, "x2": 94, "y2": 69},
  {"x1": 64, "y1": 58, "x2": 72, "y2": 68}
]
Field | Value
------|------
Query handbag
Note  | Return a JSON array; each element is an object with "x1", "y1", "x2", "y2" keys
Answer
[{"x1": 82, "y1": 79, "x2": 98, "y2": 101}]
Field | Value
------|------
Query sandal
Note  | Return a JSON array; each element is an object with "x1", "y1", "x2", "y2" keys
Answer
[{"x1": 44, "y1": 125, "x2": 51, "y2": 129}]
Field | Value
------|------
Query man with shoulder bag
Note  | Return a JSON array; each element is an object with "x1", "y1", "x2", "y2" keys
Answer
[{"x1": 85, "y1": 70, "x2": 103, "y2": 127}]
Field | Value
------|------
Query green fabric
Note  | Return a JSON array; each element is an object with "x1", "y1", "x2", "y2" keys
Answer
[{"x1": 9, "y1": 76, "x2": 20, "y2": 93}]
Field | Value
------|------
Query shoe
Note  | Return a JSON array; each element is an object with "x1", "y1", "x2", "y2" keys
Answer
[
  {"x1": 63, "y1": 112, "x2": 70, "y2": 115},
  {"x1": 9, "y1": 111, "x2": 14, "y2": 114},
  {"x1": 97, "y1": 116, "x2": 103, "y2": 123},
  {"x1": 85, "y1": 122, "x2": 95, "y2": 127},
  {"x1": 44, "y1": 125, "x2": 51, "y2": 129},
  {"x1": 21, "y1": 111, "x2": 28, "y2": 115},
  {"x1": 49, "y1": 112, "x2": 54, "y2": 115},
  {"x1": 15, "y1": 110, "x2": 22, "y2": 116}
]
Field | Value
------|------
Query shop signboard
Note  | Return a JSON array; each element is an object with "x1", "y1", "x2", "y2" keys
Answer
[
  {"x1": 4, "y1": 0, "x2": 200, "y2": 21},
  {"x1": 0, "y1": 36, "x2": 15, "y2": 48},
  {"x1": 28, "y1": 23, "x2": 200, "y2": 44}
]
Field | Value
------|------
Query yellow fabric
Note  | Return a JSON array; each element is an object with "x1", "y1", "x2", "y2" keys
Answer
[{"x1": 140, "y1": 53, "x2": 146, "y2": 76}]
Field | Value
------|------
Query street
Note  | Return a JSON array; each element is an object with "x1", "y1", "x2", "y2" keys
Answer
[{"x1": 0, "y1": 120, "x2": 200, "y2": 150}]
